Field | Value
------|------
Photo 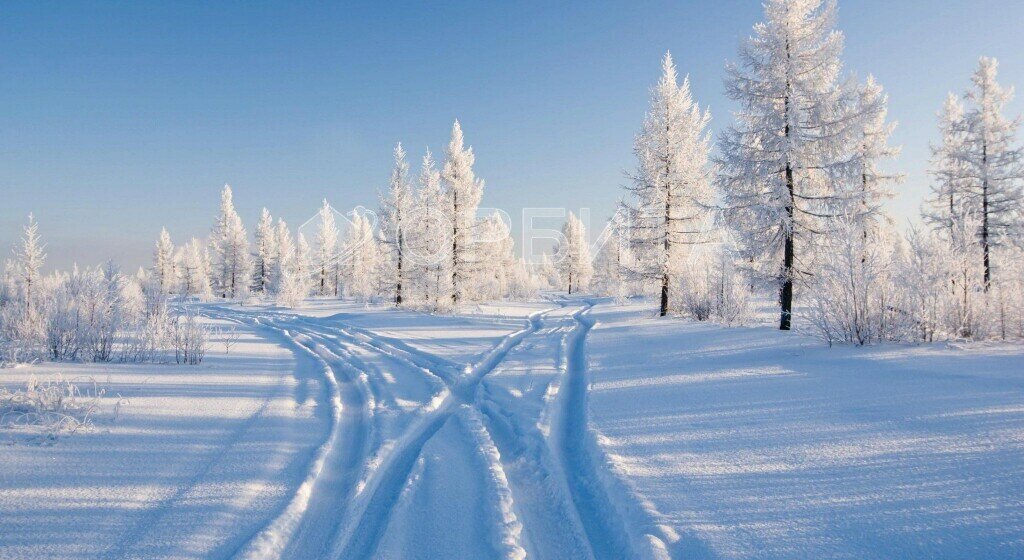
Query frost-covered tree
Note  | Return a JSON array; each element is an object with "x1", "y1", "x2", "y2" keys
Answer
[
  {"x1": 343, "y1": 211, "x2": 379, "y2": 300},
  {"x1": 475, "y1": 212, "x2": 525, "y2": 300},
  {"x1": 718, "y1": 0, "x2": 861, "y2": 330},
  {"x1": 408, "y1": 149, "x2": 451, "y2": 309},
  {"x1": 959, "y1": 57, "x2": 1023, "y2": 289},
  {"x1": 272, "y1": 219, "x2": 303, "y2": 307},
  {"x1": 806, "y1": 214, "x2": 907, "y2": 345},
  {"x1": 178, "y1": 237, "x2": 213, "y2": 299},
  {"x1": 379, "y1": 143, "x2": 414, "y2": 305},
  {"x1": 626, "y1": 52, "x2": 714, "y2": 316},
  {"x1": 846, "y1": 76, "x2": 902, "y2": 240},
  {"x1": 926, "y1": 94, "x2": 971, "y2": 234},
  {"x1": 314, "y1": 199, "x2": 339, "y2": 297},
  {"x1": 252, "y1": 208, "x2": 276, "y2": 295},
  {"x1": 152, "y1": 228, "x2": 176, "y2": 294},
  {"x1": 442, "y1": 120, "x2": 484, "y2": 306},
  {"x1": 556, "y1": 212, "x2": 593, "y2": 294},
  {"x1": 211, "y1": 185, "x2": 251, "y2": 299},
  {"x1": 15, "y1": 214, "x2": 46, "y2": 312},
  {"x1": 296, "y1": 232, "x2": 314, "y2": 301}
]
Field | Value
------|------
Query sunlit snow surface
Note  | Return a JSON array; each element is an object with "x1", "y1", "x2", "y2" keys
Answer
[
  {"x1": 2, "y1": 297, "x2": 1022, "y2": 559},
  {"x1": 587, "y1": 300, "x2": 1024, "y2": 559}
]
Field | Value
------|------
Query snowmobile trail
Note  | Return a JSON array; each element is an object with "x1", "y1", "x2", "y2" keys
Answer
[
  {"x1": 331, "y1": 308, "x2": 553, "y2": 559},
  {"x1": 552, "y1": 302, "x2": 634, "y2": 560},
  {"x1": 209, "y1": 301, "x2": 640, "y2": 560}
]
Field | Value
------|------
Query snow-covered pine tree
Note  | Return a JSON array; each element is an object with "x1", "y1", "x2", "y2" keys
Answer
[
  {"x1": 211, "y1": 185, "x2": 251, "y2": 299},
  {"x1": 718, "y1": 0, "x2": 861, "y2": 330},
  {"x1": 152, "y1": 227, "x2": 176, "y2": 294},
  {"x1": 626, "y1": 52, "x2": 714, "y2": 316},
  {"x1": 441, "y1": 120, "x2": 484, "y2": 306},
  {"x1": 315, "y1": 199, "x2": 339, "y2": 297},
  {"x1": 252, "y1": 208, "x2": 276, "y2": 295},
  {"x1": 379, "y1": 143, "x2": 414, "y2": 305},
  {"x1": 959, "y1": 57, "x2": 1023, "y2": 289},
  {"x1": 556, "y1": 212, "x2": 593, "y2": 294}
]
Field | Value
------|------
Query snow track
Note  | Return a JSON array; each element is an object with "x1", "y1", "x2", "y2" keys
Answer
[{"x1": 216, "y1": 300, "x2": 645, "y2": 559}]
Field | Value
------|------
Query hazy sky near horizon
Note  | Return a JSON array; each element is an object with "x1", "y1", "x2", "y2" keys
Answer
[{"x1": 2, "y1": 1, "x2": 1022, "y2": 270}]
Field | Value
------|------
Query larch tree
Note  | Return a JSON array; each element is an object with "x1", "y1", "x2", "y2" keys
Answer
[
  {"x1": 152, "y1": 227, "x2": 176, "y2": 294},
  {"x1": 15, "y1": 213, "x2": 46, "y2": 312},
  {"x1": 556, "y1": 212, "x2": 593, "y2": 294},
  {"x1": 718, "y1": 0, "x2": 860, "y2": 330},
  {"x1": 847, "y1": 75, "x2": 902, "y2": 240},
  {"x1": 315, "y1": 199, "x2": 339, "y2": 297},
  {"x1": 959, "y1": 57, "x2": 1023, "y2": 289},
  {"x1": 379, "y1": 143, "x2": 414, "y2": 305},
  {"x1": 343, "y1": 211, "x2": 379, "y2": 300},
  {"x1": 273, "y1": 219, "x2": 300, "y2": 307},
  {"x1": 253, "y1": 208, "x2": 276, "y2": 295},
  {"x1": 296, "y1": 232, "x2": 314, "y2": 301},
  {"x1": 441, "y1": 120, "x2": 484, "y2": 306},
  {"x1": 178, "y1": 237, "x2": 213, "y2": 299},
  {"x1": 926, "y1": 94, "x2": 971, "y2": 234},
  {"x1": 211, "y1": 184, "x2": 251, "y2": 299},
  {"x1": 410, "y1": 149, "x2": 450, "y2": 308},
  {"x1": 626, "y1": 52, "x2": 714, "y2": 316}
]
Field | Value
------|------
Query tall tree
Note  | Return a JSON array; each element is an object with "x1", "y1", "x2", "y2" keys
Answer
[
  {"x1": 315, "y1": 199, "x2": 339, "y2": 297},
  {"x1": 960, "y1": 57, "x2": 1023, "y2": 289},
  {"x1": 211, "y1": 185, "x2": 251, "y2": 299},
  {"x1": 846, "y1": 75, "x2": 902, "y2": 240},
  {"x1": 925, "y1": 94, "x2": 971, "y2": 234},
  {"x1": 719, "y1": 0, "x2": 860, "y2": 330},
  {"x1": 15, "y1": 213, "x2": 46, "y2": 312},
  {"x1": 441, "y1": 120, "x2": 484, "y2": 306},
  {"x1": 411, "y1": 149, "x2": 449, "y2": 308},
  {"x1": 152, "y1": 227, "x2": 176, "y2": 294},
  {"x1": 627, "y1": 52, "x2": 714, "y2": 316},
  {"x1": 252, "y1": 208, "x2": 276, "y2": 295},
  {"x1": 178, "y1": 237, "x2": 213, "y2": 299},
  {"x1": 556, "y1": 212, "x2": 593, "y2": 294},
  {"x1": 379, "y1": 143, "x2": 414, "y2": 305}
]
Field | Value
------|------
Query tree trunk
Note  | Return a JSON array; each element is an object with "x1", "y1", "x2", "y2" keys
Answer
[
  {"x1": 452, "y1": 193, "x2": 459, "y2": 305},
  {"x1": 659, "y1": 273, "x2": 669, "y2": 317},
  {"x1": 780, "y1": 161, "x2": 795, "y2": 331},
  {"x1": 396, "y1": 233, "x2": 403, "y2": 305},
  {"x1": 982, "y1": 142, "x2": 991, "y2": 291}
]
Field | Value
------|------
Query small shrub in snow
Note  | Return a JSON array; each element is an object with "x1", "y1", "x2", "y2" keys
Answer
[
  {"x1": 0, "y1": 374, "x2": 114, "y2": 438},
  {"x1": 171, "y1": 309, "x2": 209, "y2": 365}
]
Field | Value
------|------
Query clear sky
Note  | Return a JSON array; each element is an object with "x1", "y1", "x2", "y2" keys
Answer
[{"x1": 2, "y1": 0, "x2": 1022, "y2": 270}]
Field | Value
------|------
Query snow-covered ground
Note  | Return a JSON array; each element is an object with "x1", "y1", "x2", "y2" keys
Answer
[
  {"x1": 2, "y1": 297, "x2": 1022, "y2": 559},
  {"x1": 0, "y1": 315, "x2": 326, "y2": 559}
]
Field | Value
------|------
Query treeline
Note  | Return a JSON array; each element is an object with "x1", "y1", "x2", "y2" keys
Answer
[{"x1": 149, "y1": 122, "x2": 541, "y2": 311}]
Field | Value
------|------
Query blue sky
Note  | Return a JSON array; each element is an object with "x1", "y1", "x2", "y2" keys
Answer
[{"x1": 1, "y1": 1, "x2": 1022, "y2": 269}]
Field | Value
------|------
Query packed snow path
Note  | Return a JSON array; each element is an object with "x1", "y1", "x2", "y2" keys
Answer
[{"x1": 211, "y1": 297, "x2": 647, "y2": 560}]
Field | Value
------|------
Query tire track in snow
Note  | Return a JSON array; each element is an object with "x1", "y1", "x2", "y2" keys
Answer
[
  {"x1": 330, "y1": 308, "x2": 553, "y2": 560},
  {"x1": 203, "y1": 309, "x2": 365, "y2": 560},
  {"x1": 552, "y1": 302, "x2": 635, "y2": 560}
]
